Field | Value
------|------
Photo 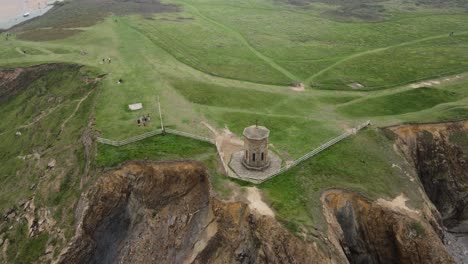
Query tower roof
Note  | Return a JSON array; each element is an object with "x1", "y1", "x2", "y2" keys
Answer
[{"x1": 243, "y1": 125, "x2": 270, "y2": 140}]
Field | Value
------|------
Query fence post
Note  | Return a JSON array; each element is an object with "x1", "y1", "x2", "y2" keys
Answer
[{"x1": 158, "y1": 96, "x2": 165, "y2": 133}]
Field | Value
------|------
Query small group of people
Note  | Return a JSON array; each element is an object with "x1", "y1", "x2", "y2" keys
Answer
[
  {"x1": 101, "y1": 57, "x2": 112, "y2": 64},
  {"x1": 4, "y1": 32, "x2": 11, "y2": 41},
  {"x1": 137, "y1": 114, "x2": 151, "y2": 127}
]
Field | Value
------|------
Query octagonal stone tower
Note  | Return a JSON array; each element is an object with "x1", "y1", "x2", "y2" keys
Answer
[{"x1": 242, "y1": 125, "x2": 270, "y2": 171}]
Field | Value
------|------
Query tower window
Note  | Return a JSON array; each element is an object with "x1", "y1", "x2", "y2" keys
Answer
[
  {"x1": 261, "y1": 152, "x2": 264, "y2": 161},
  {"x1": 253, "y1": 153, "x2": 256, "y2": 161}
]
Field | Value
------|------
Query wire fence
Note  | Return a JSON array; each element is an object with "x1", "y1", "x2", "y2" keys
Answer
[
  {"x1": 164, "y1": 128, "x2": 215, "y2": 144},
  {"x1": 96, "y1": 129, "x2": 164, "y2": 147},
  {"x1": 237, "y1": 120, "x2": 371, "y2": 183},
  {"x1": 96, "y1": 128, "x2": 215, "y2": 147},
  {"x1": 96, "y1": 120, "x2": 371, "y2": 184}
]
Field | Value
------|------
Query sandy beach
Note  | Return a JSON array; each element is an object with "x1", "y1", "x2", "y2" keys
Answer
[{"x1": 0, "y1": 0, "x2": 53, "y2": 29}]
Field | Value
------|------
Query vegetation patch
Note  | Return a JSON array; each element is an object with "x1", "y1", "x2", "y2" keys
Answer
[
  {"x1": 135, "y1": 16, "x2": 292, "y2": 84},
  {"x1": 214, "y1": 111, "x2": 334, "y2": 158},
  {"x1": 0, "y1": 63, "x2": 99, "y2": 263},
  {"x1": 409, "y1": 221, "x2": 426, "y2": 237},
  {"x1": 13, "y1": 0, "x2": 178, "y2": 40},
  {"x1": 259, "y1": 128, "x2": 422, "y2": 229},
  {"x1": 313, "y1": 34, "x2": 468, "y2": 90},
  {"x1": 17, "y1": 29, "x2": 84, "y2": 42},
  {"x1": 96, "y1": 133, "x2": 216, "y2": 168},
  {"x1": 0, "y1": 47, "x2": 23, "y2": 60},
  {"x1": 5, "y1": 219, "x2": 49, "y2": 264},
  {"x1": 96, "y1": 134, "x2": 231, "y2": 197},
  {"x1": 172, "y1": 80, "x2": 315, "y2": 114},
  {"x1": 338, "y1": 88, "x2": 459, "y2": 117},
  {"x1": 18, "y1": 47, "x2": 45, "y2": 55},
  {"x1": 318, "y1": 95, "x2": 360, "y2": 104}
]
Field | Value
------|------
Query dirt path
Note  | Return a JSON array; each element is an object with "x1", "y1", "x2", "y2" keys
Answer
[
  {"x1": 17, "y1": 104, "x2": 62, "y2": 130},
  {"x1": 245, "y1": 187, "x2": 275, "y2": 217},
  {"x1": 408, "y1": 74, "x2": 464, "y2": 89},
  {"x1": 338, "y1": 71, "x2": 468, "y2": 108},
  {"x1": 202, "y1": 121, "x2": 243, "y2": 180},
  {"x1": 305, "y1": 30, "x2": 468, "y2": 83},
  {"x1": 59, "y1": 89, "x2": 94, "y2": 135},
  {"x1": 180, "y1": 1, "x2": 299, "y2": 82},
  {"x1": 0, "y1": 102, "x2": 64, "y2": 137},
  {"x1": 201, "y1": 121, "x2": 219, "y2": 137}
]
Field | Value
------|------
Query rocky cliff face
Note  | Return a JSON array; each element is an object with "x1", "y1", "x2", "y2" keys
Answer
[
  {"x1": 388, "y1": 121, "x2": 467, "y2": 228},
  {"x1": 388, "y1": 121, "x2": 468, "y2": 262},
  {"x1": 322, "y1": 190, "x2": 455, "y2": 264},
  {"x1": 56, "y1": 160, "x2": 462, "y2": 264},
  {"x1": 57, "y1": 161, "x2": 336, "y2": 264}
]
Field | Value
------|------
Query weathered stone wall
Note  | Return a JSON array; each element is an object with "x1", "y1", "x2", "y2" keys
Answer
[{"x1": 243, "y1": 138, "x2": 269, "y2": 170}]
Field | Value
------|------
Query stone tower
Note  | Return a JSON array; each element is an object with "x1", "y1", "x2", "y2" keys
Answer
[{"x1": 242, "y1": 125, "x2": 270, "y2": 170}]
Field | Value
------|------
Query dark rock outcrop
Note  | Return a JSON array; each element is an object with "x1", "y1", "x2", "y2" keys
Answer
[
  {"x1": 388, "y1": 121, "x2": 467, "y2": 228},
  {"x1": 57, "y1": 161, "x2": 335, "y2": 264},
  {"x1": 56, "y1": 158, "x2": 464, "y2": 264},
  {"x1": 322, "y1": 190, "x2": 455, "y2": 264}
]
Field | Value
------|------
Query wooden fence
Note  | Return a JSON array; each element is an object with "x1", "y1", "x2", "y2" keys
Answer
[
  {"x1": 164, "y1": 128, "x2": 215, "y2": 144},
  {"x1": 235, "y1": 120, "x2": 371, "y2": 183},
  {"x1": 96, "y1": 120, "x2": 371, "y2": 184},
  {"x1": 96, "y1": 128, "x2": 215, "y2": 147},
  {"x1": 96, "y1": 129, "x2": 164, "y2": 147}
]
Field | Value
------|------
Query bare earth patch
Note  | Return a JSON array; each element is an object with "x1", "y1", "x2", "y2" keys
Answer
[
  {"x1": 290, "y1": 82, "x2": 305, "y2": 92},
  {"x1": 409, "y1": 74, "x2": 463, "y2": 89},
  {"x1": 202, "y1": 121, "x2": 243, "y2": 168},
  {"x1": 245, "y1": 187, "x2": 275, "y2": 217},
  {"x1": 375, "y1": 193, "x2": 420, "y2": 217},
  {"x1": 348, "y1": 82, "x2": 364, "y2": 89}
]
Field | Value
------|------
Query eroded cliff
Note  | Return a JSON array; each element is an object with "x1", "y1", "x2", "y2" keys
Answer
[
  {"x1": 57, "y1": 161, "x2": 336, "y2": 264},
  {"x1": 388, "y1": 121, "x2": 467, "y2": 227},
  {"x1": 322, "y1": 190, "x2": 455, "y2": 264},
  {"x1": 56, "y1": 159, "x2": 463, "y2": 264},
  {"x1": 387, "y1": 121, "x2": 468, "y2": 263}
]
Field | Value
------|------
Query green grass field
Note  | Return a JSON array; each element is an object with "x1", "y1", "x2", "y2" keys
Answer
[
  {"x1": 0, "y1": 0, "x2": 467, "y2": 252},
  {"x1": 0, "y1": 64, "x2": 99, "y2": 262}
]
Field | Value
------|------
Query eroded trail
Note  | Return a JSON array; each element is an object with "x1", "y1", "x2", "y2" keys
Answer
[
  {"x1": 177, "y1": 1, "x2": 299, "y2": 82},
  {"x1": 305, "y1": 31, "x2": 468, "y2": 84},
  {"x1": 59, "y1": 89, "x2": 95, "y2": 135}
]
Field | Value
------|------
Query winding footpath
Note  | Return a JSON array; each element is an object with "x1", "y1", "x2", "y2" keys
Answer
[
  {"x1": 181, "y1": 2, "x2": 299, "y2": 82},
  {"x1": 305, "y1": 31, "x2": 468, "y2": 83}
]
